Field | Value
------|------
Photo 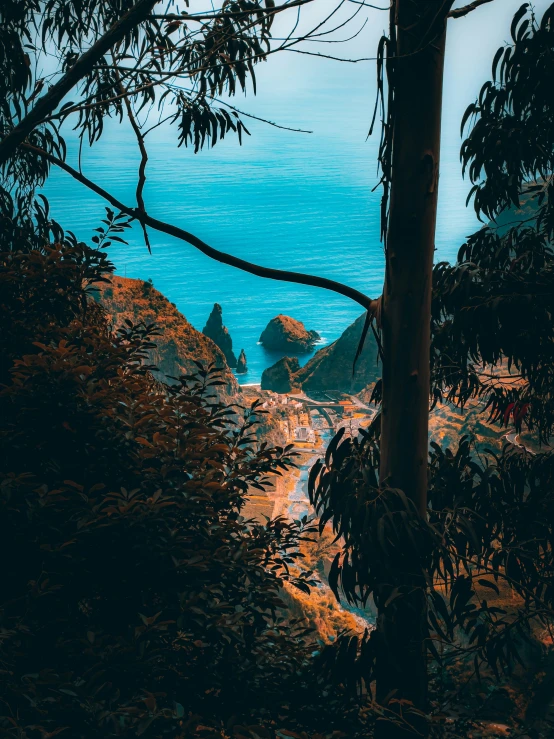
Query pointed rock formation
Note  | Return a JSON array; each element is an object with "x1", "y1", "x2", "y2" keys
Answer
[
  {"x1": 259, "y1": 315, "x2": 320, "y2": 353},
  {"x1": 261, "y1": 356, "x2": 300, "y2": 393},
  {"x1": 236, "y1": 349, "x2": 248, "y2": 374},
  {"x1": 202, "y1": 303, "x2": 237, "y2": 367}
]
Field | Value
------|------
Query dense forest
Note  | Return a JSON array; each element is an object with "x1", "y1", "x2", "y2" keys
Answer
[{"x1": 1, "y1": 1, "x2": 554, "y2": 737}]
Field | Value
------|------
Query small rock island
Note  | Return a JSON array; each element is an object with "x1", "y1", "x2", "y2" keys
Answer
[
  {"x1": 236, "y1": 349, "x2": 248, "y2": 374},
  {"x1": 202, "y1": 303, "x2": 237, "y2": 367},
  {"x1": 259, "y1": 314, "x2": 320, "y2": 353}
]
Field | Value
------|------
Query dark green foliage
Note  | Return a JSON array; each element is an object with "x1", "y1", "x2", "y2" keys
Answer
[
  {"x1": 0, "y1": 203, "x2": 351, "y2": 738},
  {"x1": 308, "y1": 2, "x2": 554, "y2": 710},
  {"x1": 432, "y1": 2, "x2": 554, "y2": 442},
  {"x1": 0, "y1": 193, "x2": 116, "y2": 382},
  {"x1": 310, "y1": 428, "x2": 554, "y2": 696},
  {"x1": 0, "y1": 0, "x2": 277, "y2": 200},
  {"x1": 460, "y1": 1, "x2": 554, "y2": 222}
]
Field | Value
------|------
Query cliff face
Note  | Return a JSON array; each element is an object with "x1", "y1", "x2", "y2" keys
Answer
[
  {"x1": 261, "y1": 356, "x2": 300, "y2": 393},
  {"x1": 259, "y1": 315, "x2": 320, "y2": 353},
  {"x1": 299, "y1": 314, "x2": 380, "y2": 394},
  {"x1": 202, "y1": 303, "x2": 237, "y2": 367},
  {"x1": 95, "y1": 278, "x2": 239, "y2": 399},
  {"x1": 261, "y1": 314, "x2": 380, "y2": 395}
]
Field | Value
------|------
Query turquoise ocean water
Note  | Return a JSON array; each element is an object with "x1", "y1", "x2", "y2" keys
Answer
[{"x1": 42, "y1": 53, "x2": 482, "y2": 385}]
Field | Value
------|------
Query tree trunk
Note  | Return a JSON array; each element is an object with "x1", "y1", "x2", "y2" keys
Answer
[{"x1": 376, "y1": 0, "x2": 449, "y2": 721}]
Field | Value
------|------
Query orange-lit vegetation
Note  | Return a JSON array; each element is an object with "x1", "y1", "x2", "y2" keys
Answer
[
  {"x1": 0, "y1": 208, "x2": 366, "y2": 738},
  {"x1": 95, "y1": 276, "x2": 238, "y2": 397}
]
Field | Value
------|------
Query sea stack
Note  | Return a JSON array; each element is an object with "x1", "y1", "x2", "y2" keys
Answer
[
  {"x1": 236, "y1": 349, "x2": 248, "y2": 374},
  {"x1": 202, "y1": 303, "x2": 237, "y2": 367},
  {"x1": 259, "y1": 314, "x2": 320, "y2": 353}
]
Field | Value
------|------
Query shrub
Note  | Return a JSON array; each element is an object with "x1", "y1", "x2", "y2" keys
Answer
[{"x1": 0, "y1": 203, "x2": 329, "y2": 738}]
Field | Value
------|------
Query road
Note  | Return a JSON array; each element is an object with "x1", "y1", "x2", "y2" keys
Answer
[{"x1": 504, "y1": 431, "x2": 535, "y2": 455}]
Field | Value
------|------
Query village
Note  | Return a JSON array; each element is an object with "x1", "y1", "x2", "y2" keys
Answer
[
  {"x1": 258, "y1": 388, "x2": 376, "y2": 448},
  {"x1": 242, "y1": 387, "x2": 376, "y2": 523}
]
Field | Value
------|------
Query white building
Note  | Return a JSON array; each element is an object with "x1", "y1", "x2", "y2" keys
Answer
[{"x1": 294, "y1": 426, "x2": 316, "y2": 444}]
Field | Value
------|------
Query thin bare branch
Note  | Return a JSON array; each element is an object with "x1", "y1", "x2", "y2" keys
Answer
[
  {"x1": 346, "y1": 0, "x2": 391, "y2": 8},
  {"x1": 285, "y1": 48, "x2": 375, "y2": 61},
  {"x1": 25, "y1": 143, "x2": 376, "y2": 312},
  {"x1": 447, "y1": 0, "x2": 494, "y2": 19},
  {"x1": 114, "y1": 63, "x2": 151, "y2": 252},
  {"x1": 0, "y1": 0, "x2": 159, "y2": 167},
  {"x1": 199, "y1": 98, "x2": 314, "y2": 133}
]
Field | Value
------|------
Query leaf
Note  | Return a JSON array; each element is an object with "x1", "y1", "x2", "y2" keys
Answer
[
  {"x1": 491, "y1": 46, "x2": 504, "y2": 83},
  {"x1": 503, "y1": 402, "x2": 515, "y2": 426},
  {"x1": 511, "y1": 3, "x2": 529, "y2": 42},
  {"x1": 478, "y1": 578, "x2": 499, "y2": 594},
  {"x1": 353, "y1": 310, "x2": 371, "y2": 376},
  {"x1": 328, "y1": 552, "x2": 342, "y2": 602},
  {"x1": 143, "y1": 694, "x2": 156, "y2": 712},
  {"x1": 460, "y1": 103, "x2": 476, "y2": 136}
]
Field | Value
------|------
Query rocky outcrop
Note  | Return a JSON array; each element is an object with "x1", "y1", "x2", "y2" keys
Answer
[
  {"x1": 236, "y1": 349, "x2": 248, "y2": 374},
  {"x1": 202, "y1": 303, "x2": 237, "y2": 367},
  {"x1": 261, "y1": 356, "x2": 300, "y2": 394},
  {"x1": 95, "y1": 278, "x2": 239, "y2": 399},
  {"x1": 261, "y1": 314, "x2": 380, "y2": 395},
  {"x1": 259, "y1": 315, "x2": 320, "y2": 353}
]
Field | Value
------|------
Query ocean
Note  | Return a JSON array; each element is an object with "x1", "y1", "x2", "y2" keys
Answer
[{"x1": 42, "y1": 48, "x2": 483, "y2": 385}]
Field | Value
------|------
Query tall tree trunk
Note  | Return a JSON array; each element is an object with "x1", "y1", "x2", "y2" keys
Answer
[{"x1": 376, "y1": 0, "x2": 449, "y2": 722}]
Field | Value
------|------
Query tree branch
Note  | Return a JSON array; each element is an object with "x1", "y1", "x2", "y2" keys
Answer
[
  {"x1": 447, "y1": 0, "x2": 494, "y2": 19},
  {"x1": 114, "y1": 63, "x2": 151, "y2": 253},
  {"x1": 0, "y1": 0, "x2": 160, "y2": 167},
  {"x1": 25, "y1": 143, "x2": 376, "y2": 312}
]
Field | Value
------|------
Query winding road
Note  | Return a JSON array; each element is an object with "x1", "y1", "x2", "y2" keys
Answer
[{"x1": 503, "y1": 431, "x2": 535, "y2": 455}]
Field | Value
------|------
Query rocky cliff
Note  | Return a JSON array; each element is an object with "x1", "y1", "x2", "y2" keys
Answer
[
  {"x1": 202, "y1": 303, "x2": 237, "y2": 367},
  {"x1": 261, "y1": 356, "x2": 300, "y2": 393},
  {"x1": 259, "y1": 314, "x2": 320, "y2": 353},
  {"x1": 262, "y1": 314, "x2": 380, "y2": 395},
  {"x1": 95, "y1": 278, "x2": 239, "y2": 398}
]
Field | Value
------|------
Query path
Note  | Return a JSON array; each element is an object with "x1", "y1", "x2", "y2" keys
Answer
[{"x1": 503, "y1": 431, "x2": 535, "y2": 455}]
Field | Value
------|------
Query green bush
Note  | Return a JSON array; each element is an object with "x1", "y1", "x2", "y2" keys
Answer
[{"x1": 0, "y1": 203, "x2": 337, "y2": 738}]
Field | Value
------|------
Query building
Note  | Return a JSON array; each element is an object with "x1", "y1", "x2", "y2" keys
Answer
[
  {"x1": 339, "y1": 400, "x2": 357, "y2": 416},
  {"x1": 298, "y1": 411, "x2": 311, "y2": 427},
  {"x1": 294, "y1": 425, "x2": 316, "y2": 444}
]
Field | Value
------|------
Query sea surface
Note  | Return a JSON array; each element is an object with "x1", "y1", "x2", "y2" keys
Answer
[{"x1": 42, "y1": 53, "x2": 483, "y2": 385}]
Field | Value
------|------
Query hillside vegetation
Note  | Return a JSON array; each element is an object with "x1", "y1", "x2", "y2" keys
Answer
[{"x1": 96, "y1": 277, "x2": 238, "y2": 399}]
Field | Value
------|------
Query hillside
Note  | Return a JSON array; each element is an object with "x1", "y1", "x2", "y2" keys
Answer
[{"x1": 94, "y1": 277, "x2": 239, "y2": 398}]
